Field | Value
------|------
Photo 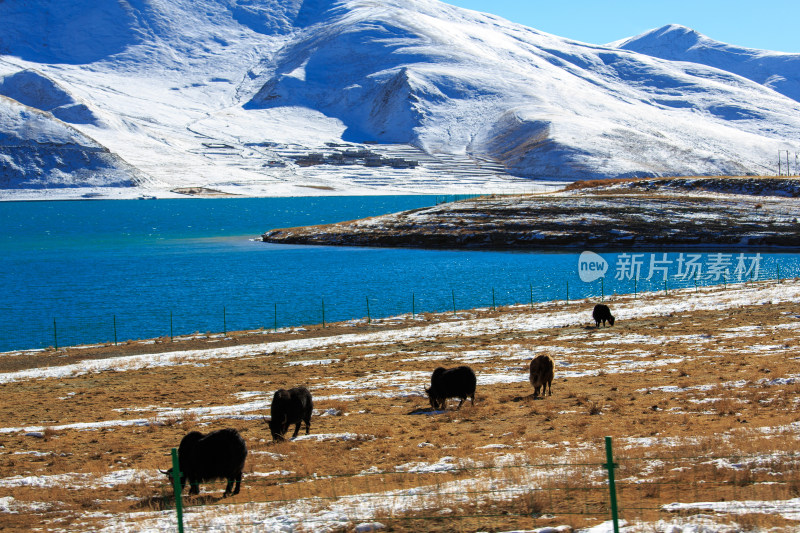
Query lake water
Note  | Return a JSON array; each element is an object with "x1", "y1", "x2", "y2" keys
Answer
[{"x1": 1, "y1": 196, "x2": 798, "y2": 352}]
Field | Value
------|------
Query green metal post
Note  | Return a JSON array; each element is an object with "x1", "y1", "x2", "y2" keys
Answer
[
  {"x1": 492, "y1": 287, "x2": 496, "y2": 311},
  {"x1": 601, "y1": 277, "x2": 604, "y2": 302},
  {"x1": 604, "y1": 436, "x2": 620, "y2": 533},
  {"x1": 53, "y1": 318, "x2": 58, "y2": 350},
  {"x1": 113, "y1": 314, "x2": 117, "y2": 346},
  {"x1": 451, "y1": 289, "x2": 456, "y2": 317},
  {"x1": 694, "y1": 273, "x2": 698, "y2": 294},
  {"x1": 412, "y1": 292, "x2": 415, "y2": 318},
  {"x1": 170, "y1": 311, "x2": 173, "y2": 342},
  {"x1": 664, "y1": 279, "x2": 668, "y2": 295},
  {"x1": 223, "y1": 306, "x2": 227, "y2": 336},
  {"x1": 366, "y1": 296, "x2": 371, "y2": 324},
  {"x1": 321, "y1": 298, "x2": 326, "y2": 328},
  {"x1": 529, "y1": 283, "x2": 534, "y2": 309},
  {"x1": 274, "y1": 303, "x2": 277, "y2": 332},
  {"x1": 777, "y1": 263, "x2": 781, "y2": 281},
  {"x1": 170, "y1": 448, "x2": 185, "y2": 533},
  {"x1": 566, "y1": 281, "x2": 569, "y2": 303},
  {"x1": 634, "y1": 276, "x2": 637, "y2": 299}
]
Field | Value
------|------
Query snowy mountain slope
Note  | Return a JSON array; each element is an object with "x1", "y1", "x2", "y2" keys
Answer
[
  {"x1": 0, "y1": 96, "x2": 143, "y2": 189},
  {"x1": 0, "y1": 69, "x2": 101, "y2": 125},
  {"x1": 248, "y1": 0, "x2": 800, "y2": 179},
  {"x1": 0, "y1": 0, "x2": 799, "y2": 198},
  {"x1": 610, "y1": 24, "x2": 800, "y2": 103}
]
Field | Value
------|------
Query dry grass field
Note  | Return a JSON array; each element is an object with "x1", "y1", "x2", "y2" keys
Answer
[{"x1": 2, "y1": 279, "x2": 800, "y2": 532}]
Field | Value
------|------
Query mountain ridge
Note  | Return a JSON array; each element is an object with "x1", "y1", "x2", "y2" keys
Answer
[
  {"x1": 611, "y1": 23, "x2": 800, "y2": 103},
  {"x1": 0, "y1": 0, "x2": 798, "y2": 198}
]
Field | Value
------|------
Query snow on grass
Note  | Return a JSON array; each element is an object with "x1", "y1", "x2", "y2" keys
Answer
[
  {"x1": 0, "y1": 469, "x2": 160, "y2": 490},
  {"x1": 3, "y1": 280, "x2": 800, "y2": 388},
  {"x1": 662, "y1": 497, "x2": 800, "y2": 521},
  {"x1": 292, "y1": 433, "x2": 373, "y2": 443},
  {"x1": 98, "y1": 457, "x2": 586, "y2": 533},
  {"x1": 286, "y1": 358, "x2": 340, "y2": 366},
  {"x1": 3, "y1": 281, "x2": 800, "y2": 436},
  {"x1": 0, "y1": 495, "x2": 52, "y2": 514}
]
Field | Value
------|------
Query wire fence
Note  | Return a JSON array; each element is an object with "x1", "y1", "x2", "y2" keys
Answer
[
  {"x1": 158, "y1": 438, "x2": 800, "y2": 532},
  {"x1": 3, "y1": 253, "x2": 798, "y2": 353}
]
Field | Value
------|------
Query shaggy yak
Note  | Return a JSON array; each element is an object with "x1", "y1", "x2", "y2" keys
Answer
[
  {"x1": 269, "y1": 386, "x2": 313, "y2": 442},
  {"x1": 426, "y1": 365, "x2": 476, "y2": 410},
  {"x1": 162, "y1": 428, "x2": 247, "y2": 497},
  {"x1": 592, "y1": 303, "x2": 615, "y2": 328},
  {"x1": 529, "y1": 354, "x2": 555, "y2": 398}
]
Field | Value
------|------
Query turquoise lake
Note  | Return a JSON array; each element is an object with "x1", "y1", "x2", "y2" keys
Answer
[{"x1": 1, "y1": 196, "x2": 798, "y2": 352}]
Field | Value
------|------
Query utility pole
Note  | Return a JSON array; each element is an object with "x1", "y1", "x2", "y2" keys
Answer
[{"x1": 778, "y1": 150, "x2": 792, "y2": 176}]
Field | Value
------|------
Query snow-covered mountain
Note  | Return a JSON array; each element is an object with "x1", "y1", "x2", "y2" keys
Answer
[
  {"x1": 0, "y1": 95, "x2": 143, "y2": 189},
  {"x1": 0, "y1": 0, "x2": 799, "y2": 198},
  {"x1": 610, "y1": 24, "x2": 800, "y2": 104}
]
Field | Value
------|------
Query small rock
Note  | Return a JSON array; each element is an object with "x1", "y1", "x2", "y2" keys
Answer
[{"x1": 355, "y1": 523, "x2": 385, "y2": 533}]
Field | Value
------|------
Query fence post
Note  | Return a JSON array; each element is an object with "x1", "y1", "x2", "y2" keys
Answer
[
  {"x1": 53, "y1": 318, "x2": 58, "y2": 350},
  {"x1": 412, "y1": 292, "x2": 416, "y2": 318},
  {"x1": 170, "y1": 448, "x2": 185, "y2": 533},
  {"x1": 566, "y1": 281, "x2": 569, "y2": 303},
  {"x1": 274, "y1": 303, "x2": 278, "y2": 332},
  {"x1": 601, "y1": 277, "x2": 604, "y2": 302},
  {"x1": 113, "y1": 314, "x2": 117, "y2": 346},
  {"x1": 366, "y1": 296, "x2": 371, "y2": 324},
  {"x1": 170, "y1": 311, "x2": 174, "y2": 342},
  {"x1": 491, "y1": 287, "x2": 496, "y2": 311},
  {"x1": 223, "y1": 306, "x2": 227, "y2": 336},
  {"x1": 604, "y1": 436, "x2": 620, "y2": 533},
  {"x1": 322, "y1": 298, "x2": 326, "y2": 328},
  {"x1": 530, "y1": 283, "x2": 534, "y2": 309},
  {"x1": 451, "y1": 289, "x2": 456, "y2": 317}
]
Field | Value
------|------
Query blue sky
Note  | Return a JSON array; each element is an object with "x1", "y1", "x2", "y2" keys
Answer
[{"x1": 445, "y1": 0, "x2": 800, "y2": 53}]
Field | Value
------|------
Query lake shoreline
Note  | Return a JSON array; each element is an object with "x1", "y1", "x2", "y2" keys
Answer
[{"x1": 261, "y1": 179, "x2": 800, "y2": 251}]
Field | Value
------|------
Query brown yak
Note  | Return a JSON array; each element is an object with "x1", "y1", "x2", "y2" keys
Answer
[{"x1": 529, "y1": 354, "x2": 554, "y2": 398}]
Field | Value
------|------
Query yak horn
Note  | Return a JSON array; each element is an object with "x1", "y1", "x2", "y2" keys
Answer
[{"x1": 159, "y1": 469, "x2": 169, "y2": 474}]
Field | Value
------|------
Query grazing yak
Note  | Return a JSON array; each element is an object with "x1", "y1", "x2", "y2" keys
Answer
[
  {"x1": 593, "y1": 303, "x2": 615, "y2": 328},
  {"x1": 162, "y1": 428, "x2": 247, "y2": 497},
  {"x1": 426, "y1": 365, "x2": 476, "y2": 410},
  {"x1": 529, "y1": 354, "x2": 554, "y2": 398},
  {"x1": 269, "y1": 386, "x2": 313, "y2": 442}
]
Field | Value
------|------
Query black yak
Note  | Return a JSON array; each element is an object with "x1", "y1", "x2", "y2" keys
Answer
[
  {"x1": 529, "y1": 354, "x2": 554, "y2": 398},
  {"x1": 593, "y1": 304, "x2": 615, "y2": 328},
  {"x1": 162, "y1": 428, "x2": 247, "y2": 497},
  {"x1": 269, "y1": 386, "x2": 313, "y2": 442},
  {"x1": 425, "y1": 366, "x2": 476, "y2": 410}
]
